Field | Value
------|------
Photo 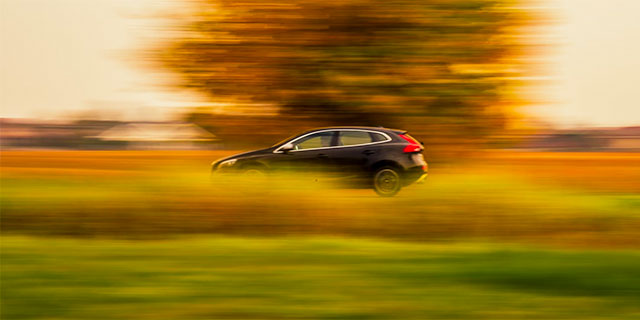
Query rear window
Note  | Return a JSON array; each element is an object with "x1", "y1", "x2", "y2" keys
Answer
[{"x1": 338, "y1": 131, "x2": 387, "y2": 146}]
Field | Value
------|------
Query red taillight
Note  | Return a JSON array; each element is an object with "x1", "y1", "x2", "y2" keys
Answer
[
  {"x1": 399, "y1": 134, "x2": 422, "y2": 153},
  {"x1": 404, "y1": 144, "x2": 422, "y2": 153}
]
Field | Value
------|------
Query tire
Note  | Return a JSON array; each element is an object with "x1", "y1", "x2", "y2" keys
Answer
[
  {"x1": 241, "y1": 167, "x2": 267, "y2": 179},
  {"x1": 239, "y1": 166, "x2": 269, "y2": 193},
  {"x1": 372, "y1": 166, "x2": 401, "y2": 197}
]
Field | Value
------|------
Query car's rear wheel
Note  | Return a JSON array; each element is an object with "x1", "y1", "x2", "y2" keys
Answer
[{"x1": 373, "y1": 166, "x2": 401, "y2": 197}]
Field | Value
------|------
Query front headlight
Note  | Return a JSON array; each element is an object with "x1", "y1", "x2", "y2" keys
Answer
[{"x1": 218, "y1": 159, "x2": 237, "y2": 168}]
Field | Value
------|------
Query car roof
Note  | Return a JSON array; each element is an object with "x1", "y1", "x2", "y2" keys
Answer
[{"x1": 309, "y1": 126, "x2": 406, "y2": 134}]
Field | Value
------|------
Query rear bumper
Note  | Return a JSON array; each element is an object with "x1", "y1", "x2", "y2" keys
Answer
[
  {"x1": 415, "y1": 172, "x2": 428, "y2": 184},
  {"x1": 402, "y1": 165, "x2": 428, "y2": 186}
]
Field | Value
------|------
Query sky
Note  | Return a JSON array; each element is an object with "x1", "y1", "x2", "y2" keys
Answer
[
  {"x1": 528, "y1": 0, "x2": 640, "y2": 128},
  {"x1": 1, "y1": 0, "x2": 639, "y2": 127},
  {"x1": 0, "y1": 0, "x2": 212, "y2": 121}
]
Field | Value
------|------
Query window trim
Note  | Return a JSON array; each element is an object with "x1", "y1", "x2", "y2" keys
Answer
[{"x1": 274, "y1": 129, "x2": 392, "y2": 153}]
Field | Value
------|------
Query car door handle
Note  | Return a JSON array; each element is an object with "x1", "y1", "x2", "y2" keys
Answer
[
  {"x1": 317, "y1": 153, "x2": 329, "y2": 159},
  {"x1": 362, "y1": 150, "x2": 375, "y2": 155}
]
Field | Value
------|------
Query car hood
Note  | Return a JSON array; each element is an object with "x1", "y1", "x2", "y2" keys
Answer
[{"x1": 213, "y1": 148, "x2": 272, "y2": 165}]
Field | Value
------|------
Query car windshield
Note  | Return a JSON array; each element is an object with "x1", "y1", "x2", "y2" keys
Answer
[{"x1": 271, "y1": 133, "x2": 303, "y2": 147}]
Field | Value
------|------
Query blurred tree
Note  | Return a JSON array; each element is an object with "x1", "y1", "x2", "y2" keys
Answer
[{"x1": 157, "y1": 0, "x2": 539, "y2": 151}]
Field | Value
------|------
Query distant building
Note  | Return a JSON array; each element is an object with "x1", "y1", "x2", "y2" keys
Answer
[
  {"x1": 93, "y1": 122, "x2": 218, "y2": 149},
  {"x1": 524, "y1": 126, "x2": 640, "y2": 151},
  {"x1": 603, "y1": 127, "x2": 640, "y2": 150},
  {"x1": 0, "y1": 118, "x2": 81, "y2": 149}
]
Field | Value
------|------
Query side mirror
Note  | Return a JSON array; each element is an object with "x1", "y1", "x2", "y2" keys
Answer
[{"x1": 280, "y1": 143, "x2": 294, "y2": 153}]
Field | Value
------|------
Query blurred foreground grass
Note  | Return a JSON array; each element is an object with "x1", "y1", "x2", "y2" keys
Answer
[
  {"x1": 1, "y1": 151, "x2": 639, "y2": 247},
  {"x1": 2, "y1": 150, "x2": 640, "y2": 319},
  {"x1": 3, "y1": 236, "x2": 640, "y2": 319}
]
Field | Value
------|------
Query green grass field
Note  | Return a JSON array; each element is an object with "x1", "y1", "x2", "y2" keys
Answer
[
  {"x1": 3, "y1": 236, "x2": 640, "y2": 320},
  {"x1": 2, "y1": 151, "x2": 640, "y2": 319}
]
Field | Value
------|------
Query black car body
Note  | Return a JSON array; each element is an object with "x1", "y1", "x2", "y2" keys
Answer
[{"x1": 211, "y1": 127, "x2": 427, "y2": 196}]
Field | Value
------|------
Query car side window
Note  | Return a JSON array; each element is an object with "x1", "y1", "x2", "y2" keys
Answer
[
  {"x1": 370, "y1": 132, "x2": 387, "y2": 142},
  {"x1": 293, "y1": 131, "x2": 335, "y2": 150},
  {"x1": 339, "y1": 131, "x2": 375, "y2": 146}
]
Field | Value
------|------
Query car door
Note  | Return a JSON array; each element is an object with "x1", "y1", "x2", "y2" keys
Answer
[
  {"x1": 333, "y1": 130, "x2": 388, "y2": 177},
  {"x1": 274, "y1": 130, "x2": 339, "y2": 175}
]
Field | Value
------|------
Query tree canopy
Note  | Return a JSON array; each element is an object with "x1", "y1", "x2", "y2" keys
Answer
[{"x1": 157, "y1": 0, "x2": 538, "y2": 148}]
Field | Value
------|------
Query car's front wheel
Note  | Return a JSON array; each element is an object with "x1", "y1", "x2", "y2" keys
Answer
[
  {"x1": 373, "y1": 166, "x2": 401, "y2": 197},
  {"x1": 242, "y1": 167, "x2": 266, "y2": 179},
  {"x1": 238, "y1": 166, "x2": 270, "y2": 192}
]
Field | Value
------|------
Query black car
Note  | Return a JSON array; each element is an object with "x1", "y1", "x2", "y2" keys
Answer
[{"x1": 211, "y1": 127, "x2": 427, "y2": 196}]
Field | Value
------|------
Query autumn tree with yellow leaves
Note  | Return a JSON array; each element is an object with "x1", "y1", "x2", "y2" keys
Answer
[{"x1": 157, "y1": 0, "x2": 540, "y2": 151}]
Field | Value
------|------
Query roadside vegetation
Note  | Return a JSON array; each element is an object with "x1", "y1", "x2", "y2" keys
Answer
[
  {"x1": 2, "y1": 150, "x2": 639, "y2": 319},
  {"x1": 2, "y1": 151, "x2": 639, "y2": 246}
]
